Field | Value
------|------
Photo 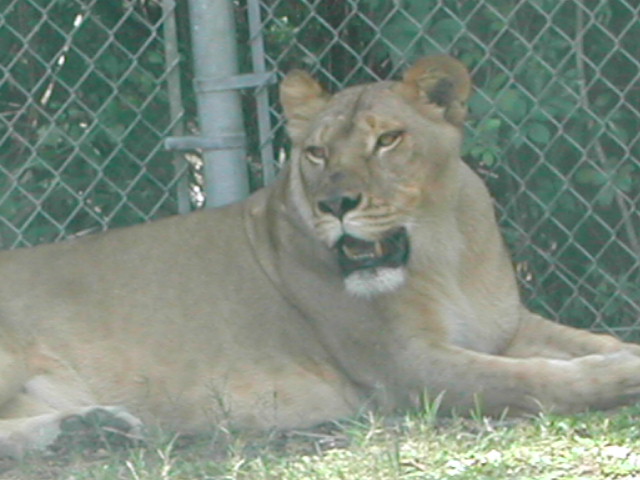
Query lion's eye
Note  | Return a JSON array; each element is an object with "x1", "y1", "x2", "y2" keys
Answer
[
  {"x1": 304, "y1": 145, "x2": 328, "y2": 164},
  {"x1": 376, "y1": 130, "x2": 405, "y2": 150}
]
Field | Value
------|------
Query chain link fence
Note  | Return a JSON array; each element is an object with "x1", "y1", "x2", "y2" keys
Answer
[
  {"x1": 247, "y1": 0, "x2": 640, "y2": 338},
  {"x1": 1, "y1": 0, "x2": 639, "y2": 338},
  {"x1": 0, "y1": 0, "x2": 191, "y2": 249}
]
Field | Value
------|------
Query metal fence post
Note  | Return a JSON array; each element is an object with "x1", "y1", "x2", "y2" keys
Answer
[
  {"x1": 187, "y1": 0, "x2": 250, "y2": 207},
  {"x1": 162, "y1": 0, "x2": 190, "y2": 214},
  {"x1": 247, "y1": 0, "x2": 276, "y2": 186}
]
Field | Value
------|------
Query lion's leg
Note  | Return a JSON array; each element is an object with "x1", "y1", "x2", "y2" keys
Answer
[
  {"x1": 0, "y1": 346, "x2": 143, "y2": 458},
  {"x1": 403, "y1": 342, "x2": 640, "y2": 416},
  {"x1": 502, "y1": 309, "x2": 640, "y2": 359},
  {"x1": 0, "y1": 394, "x2": 143, "y2": 458}
]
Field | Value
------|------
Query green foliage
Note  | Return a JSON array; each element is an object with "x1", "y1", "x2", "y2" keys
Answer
[
  {"x1": 0, "y1": 0, "x2": 189, "y2": 248},
  {"x1": 261, "y1": 0, "x2": 640, "y2": 335},
  {"x1": 2, "y1": 0, "x2": 638, "y2": 332}
]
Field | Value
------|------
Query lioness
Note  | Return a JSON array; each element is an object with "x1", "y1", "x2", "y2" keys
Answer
[{"x1": 0, "y1": 55, "x2": 639, "y2": 457}]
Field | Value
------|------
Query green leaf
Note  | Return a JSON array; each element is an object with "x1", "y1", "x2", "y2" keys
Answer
[
  {"x1": 608, "y1": 122, "x2": 630, "y2": 143},
  {"x1": 595, "y1": 185, "x2": 616, "y2": 207},
  {"x1": 38, "y1": 126, "x2": 64, "y2": 147},
  {"x1": 482, "y1": 118, "x2": 502, "y2": 133},
  {"x1": 496, "y1": 90, "x2": 528, "y2": 122},
  {"x1": 594, "y1": 93, "x2": 614, "y2": 108},
  {"x1": 431, "y1": 19, "x2": 462, "y2": 42},
  {"x1": 613, "y1": 165, "x2": 634, "y2": 192},
  {"x1": 527, "y1": 123, "x2": 551, "y2": 145},
  {"x1": 487, "y1": 73, "x2": 509, "y2": 91},
  {"x1": 406, "y1": 0, "x2": 438, "y2": 18},
  {"x1": 481, "y1": 150, "x2": 497, "y2": 166},
  {"x1": 575, "y1": 167, "x2": 606, "y2": 186},
  {"x1": 468, "y1": 92, "x2": 493, "y2": 117}
]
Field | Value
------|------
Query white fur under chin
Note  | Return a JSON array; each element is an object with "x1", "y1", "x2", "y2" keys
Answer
[{"x1": 344, "y1": 267, "x2": 407, "y2": 298}]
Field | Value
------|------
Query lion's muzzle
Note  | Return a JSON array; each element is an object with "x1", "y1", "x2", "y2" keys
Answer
[{"x1": 336, "y1": 227, "x2": 410, "y2": 277}]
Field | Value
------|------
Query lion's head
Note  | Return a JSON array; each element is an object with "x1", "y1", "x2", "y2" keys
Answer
[{"x1": 280, "y1": 56, "x2": 472, "y2": 297}]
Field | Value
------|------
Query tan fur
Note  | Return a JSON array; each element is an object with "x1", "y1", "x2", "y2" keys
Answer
[{"x1": 0, "y1": 56, "x2": 639, "y2": 457}]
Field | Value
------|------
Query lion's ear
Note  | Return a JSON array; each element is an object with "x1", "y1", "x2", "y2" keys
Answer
[
  {"x1": 280, "y1": 70, "x2": 330, "y2": 143},
  {"x1": 400, "y1": 55, "x2": 471, "y2": 127}
]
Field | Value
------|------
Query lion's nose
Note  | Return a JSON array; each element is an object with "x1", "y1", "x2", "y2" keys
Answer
[{"x1": 317, "y1": 193, "x2": 363, "y2": 219}]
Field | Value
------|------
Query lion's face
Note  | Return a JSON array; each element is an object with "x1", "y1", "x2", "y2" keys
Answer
[{"x1": 280, "y1": 56, "x2": 471, "y2": 297}]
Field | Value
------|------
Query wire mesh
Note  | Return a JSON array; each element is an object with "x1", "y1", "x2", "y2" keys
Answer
[
  {"x1": 0, "y1": 0, "x2": 188, "y2": 248},
  {"x1": 245, "y1": 0, "x2": 640, "y2": 338},
  {"x1": 1, "y1": 0, "x2": 639, "y2": 338}
]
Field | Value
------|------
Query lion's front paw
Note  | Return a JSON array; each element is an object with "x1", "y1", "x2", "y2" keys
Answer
[
  {"x1": 49, "y1": 406, "x2": 145, "y2": 455},
  {"x1": 555, "y1": 351, "x2": 640, "y2": 412}
]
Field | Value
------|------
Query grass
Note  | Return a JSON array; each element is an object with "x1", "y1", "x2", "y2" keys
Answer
[{"x1": 3, "y1": 406, "x2": 640, "y2": 479}]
